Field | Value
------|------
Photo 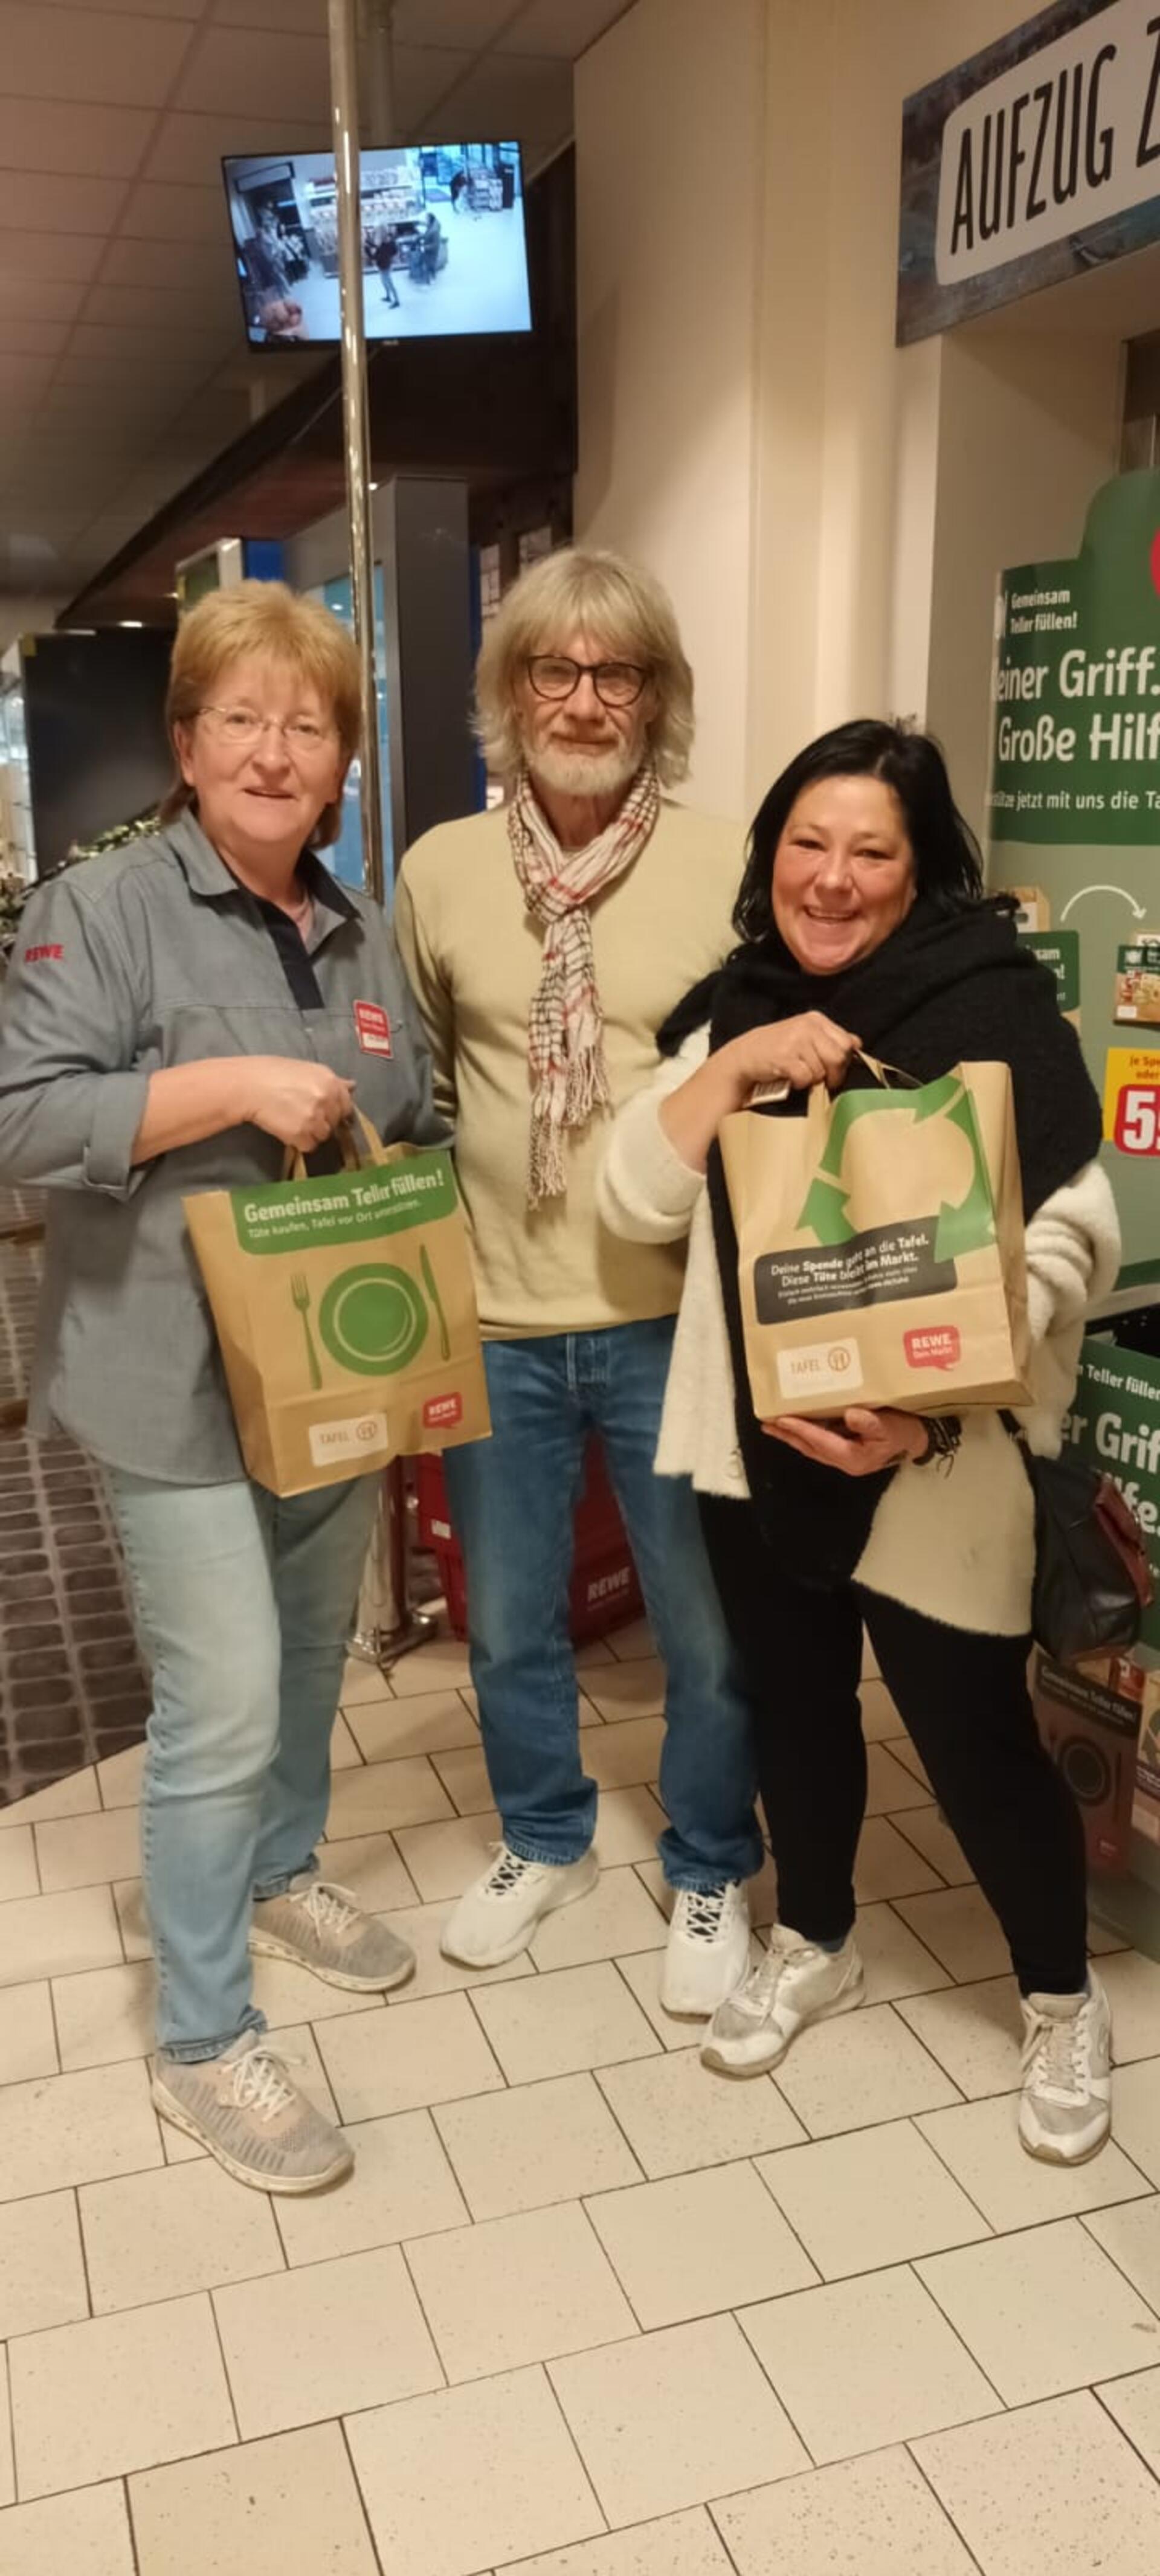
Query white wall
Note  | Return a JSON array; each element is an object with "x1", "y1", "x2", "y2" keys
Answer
[{"x1": 0, "y1": 596, "x2": 67, "y2": 654}]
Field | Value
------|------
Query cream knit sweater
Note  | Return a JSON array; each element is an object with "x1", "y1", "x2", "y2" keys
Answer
[{"x1": 598, "y1": 1028, "x2": 1122, "y2": 1635}]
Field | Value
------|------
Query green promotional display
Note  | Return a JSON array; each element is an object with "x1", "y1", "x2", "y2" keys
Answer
[{"x1": 987, "y1": 469, "x2": 1160, "y2": 1295}]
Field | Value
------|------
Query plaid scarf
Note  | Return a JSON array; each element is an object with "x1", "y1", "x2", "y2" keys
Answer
[{"x1": 509, "y1": 759, "x2": 660, "y2": 1203}]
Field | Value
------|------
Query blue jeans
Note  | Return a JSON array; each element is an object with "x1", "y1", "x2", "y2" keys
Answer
[
  {"x1": 442, "y1": 1320, "x2": 762, "y2": 1888},
  {"x1": 105, "y1": 1466, "x2": 380, "y2": 2060}
]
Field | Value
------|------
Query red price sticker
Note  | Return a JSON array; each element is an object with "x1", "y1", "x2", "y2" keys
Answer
[{"x1": 1113, "y1": 1083, "x2": 1160, "y2": 1154}]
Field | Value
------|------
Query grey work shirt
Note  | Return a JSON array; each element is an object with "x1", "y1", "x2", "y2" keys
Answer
[{"x1": 0, "y1": 810, "x2": 446, "y2": 1483}]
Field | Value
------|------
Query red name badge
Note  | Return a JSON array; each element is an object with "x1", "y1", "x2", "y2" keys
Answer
[{"x1": 353, "y1": 1000, "x2": 393, "y2": 1057}]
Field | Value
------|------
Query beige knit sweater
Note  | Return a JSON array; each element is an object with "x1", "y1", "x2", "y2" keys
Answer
[
  {"x1": 395, "y1": 802, "x2": 744, "y2": 1336},
  {"x1": 598, "y1": 1027, "x2": 1122, "y2": 1634}
]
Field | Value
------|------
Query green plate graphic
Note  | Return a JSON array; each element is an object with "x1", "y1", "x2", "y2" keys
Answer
[{"x1": 318, "y1": 1264, "x2": 428, "y2": 1376}]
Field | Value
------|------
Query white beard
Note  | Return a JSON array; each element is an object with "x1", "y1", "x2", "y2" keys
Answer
[{"x1": 526, "y1": 736, "x2": 644, "y2": 800}]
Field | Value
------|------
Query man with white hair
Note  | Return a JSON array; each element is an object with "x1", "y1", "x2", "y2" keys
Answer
[{"x1": 396, "y1": 548, "x2": 761, "y2": 2011}]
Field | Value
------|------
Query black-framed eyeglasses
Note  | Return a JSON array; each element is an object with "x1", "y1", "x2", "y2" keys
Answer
[{"x1": 526, "y1": 654, "x2": 649, "y2": 709}]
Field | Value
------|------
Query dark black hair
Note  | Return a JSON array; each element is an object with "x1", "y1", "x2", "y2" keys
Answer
[{"x1": 733, "y1": 718, "x2": 985, "y2": 944}]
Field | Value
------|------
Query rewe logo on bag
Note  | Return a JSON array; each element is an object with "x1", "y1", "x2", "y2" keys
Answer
[{"x1": 423, "y1": 1393, "x2": 462, "y2": 1429}]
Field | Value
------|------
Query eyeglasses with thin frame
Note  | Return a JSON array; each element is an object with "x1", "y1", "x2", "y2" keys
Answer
[
  {"x1": 526, "y1": 654, "x2": 649, "y2": 709},
  {"x1": 198, "y1": 704, "x2": 337, "y2": 755}
]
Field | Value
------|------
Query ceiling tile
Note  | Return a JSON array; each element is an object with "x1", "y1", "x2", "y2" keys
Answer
[
  {"x1": 393, "y1": 45, "x2": 475, "y2": 134},
  {"x1": 0, "y1": 3, "x2": 195, "y2": 109},
  {"x1": 0, "y1": 277, "x2": 88, "y2": 324},
  {"x1": 142, "y1": 109, "x2": 330, "y2": 185},
  {"x1": 78, "y1": 282, "x2": 238, "y2": 335},
  {"x1": 498, "y1": 0, "x2": 630, "y2": 56},
  {"x1": 120, "y1": 180, "x2": 225, "y2": 241},
  {"x1": 172, "y1": 24, "x2": 329, "y2": 118},
  {"x1": 0, "y1": 233, "x2": 105, "y2": 285},
  {"x1": 211, "y1": 0, "x2": 330, "y2": 28},
  {"x1": 101, "y1": 233, "x2": 230, "y2": 290},
  {"x1": 0, "y1": 173, "x2": 129, "y2": 233},
  {"x1": 393, "y1": 0, "x2": 515, "y2": 45},
  {"x1": 0, "y1": 320, "x2": 74, "y2": 357},
  {"x1": 434, "y1": 48, "x2": 572, "y2": 135},
  {"x1": 0, "y1": 98, "x2": 155, "y2": 179},
  {"x1": 36, "y1": 0, "x2": 202, "y2": 16}
]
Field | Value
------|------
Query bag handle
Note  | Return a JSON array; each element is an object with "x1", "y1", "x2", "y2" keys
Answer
[
  {"x1": 803, "y1": 1049, "x2": 921, "y2": 1129},
  {"x1": 283, "y1": 1106, "x2": 396, "y2": 1183}
]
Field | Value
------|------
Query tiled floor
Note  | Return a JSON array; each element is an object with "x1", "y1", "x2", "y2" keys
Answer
[{"x1": 1, "y1": 1620, "x2": 1159, "y2": 2574}]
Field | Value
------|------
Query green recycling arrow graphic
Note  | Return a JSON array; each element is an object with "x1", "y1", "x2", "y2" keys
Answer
[{"x1": 795, "y1": 1075, "x2": 995, "y2": 1260}]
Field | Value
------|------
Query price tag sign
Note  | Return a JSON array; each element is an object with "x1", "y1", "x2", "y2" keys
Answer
[{"x1": 1103, "y1": 1048, "x2": 1160, "y2": 1154}]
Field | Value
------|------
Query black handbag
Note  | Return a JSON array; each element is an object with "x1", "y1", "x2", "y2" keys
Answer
[{"x1": 1000, "y1": 1412, "x2": 1155, "y2": 1666}]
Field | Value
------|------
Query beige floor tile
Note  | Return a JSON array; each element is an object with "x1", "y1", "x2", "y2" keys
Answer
[
  {"x1": 892, "y1": 1885, "x2": 1011, "y2": 1983},
  {"x1": 34, "y1": 1808, "x2": 142, "y2": 1894},
  {"x1": 276, "y1": 2107, "x2": 468, "y2": 2264},
  {"x1": 743, "y1": 1853, "x2": 781, "y2": 1929},
  {"x1": 853, "y1": 1817, "x2": 943, "y2": 1903},
  {"x1": 216, "y1": 2244, "x2": 441, "y2": 2437},
  {"x1": 387, "y1": 1635, "x2": 474, "y2": 1697},
  {"x1": 917, "y1": 2216, "x2": 1160, "y2": 2404},
  {"x1": 95, "y1": 1742, "x2": 147, "y2": 1809},
  {"x1": 863, "y1": 1747, "x2": 933, "y2": 1815},
  {"x1": 0, "y1": 1885, "x2": 123, "y2": 1987},
  {"x1": 551, "y1": 2313, "x2": 808, "y2": 2523},
  {"x1": 587, "y1": 2160, "x2": 817, "y2": 2327},
  {"x1": 756, "y1": 2118, "x2": 990, "y2": 2281},
  {"x1": 407, "y1": 2199, "x2": 637, "y2": 2381},
  {"x1": 348, "y1": 2363, "x2": 602, "y2": 2574},
  {"x1": 859, "y1": 1675, "x2": 904, "y2": 1740},
  {"x1": 395, "y1": 1809, "x2": 501, "y2": 1901},
  {"x1": 80, "y1": 2157, "x2": 283, "y2": 2313},
  {"x1": 344, "y1": 1687, "x2": 478, "y2": 1763},
  {"x1": 0, "y1": 2059, "x2": 161, "y2": 2202},
  {"x1": 431, "y1": 1741, "x2": 498, "y2": 1815},
  {"x1": 509, "y1": 2508, "x2": 733, "y2": 2575},
  {"x1": 324, "y1": 1756, "x2": 453, "y2": 1838},
  {"x1": 340, "y1": 1656, "x2": 395, "y2": 1706},
  {"x1": 53, "y1": 1960, "x2": 154, "y2": 2069},
  {"x1": 1112, "y1": 2057, "x2": 1160, "y2": 2186},
  {"x1": 741, "y1": 2265, "x2": 999, "y2": 2463},
  {"x1": 769, "y1": 2003, "x2": 961, "y2": 2139},
  {"x1": 0, "y1": 1768, "x2": 100, "y2": 1829},
  {"x1": 596, "y1": 2049, "x2": 805, "y2": 2180},
  {"x1": 530, "y1": 1867, "x2": 667, "y2": 1971},
  {"x1": 0, "y1": 2353, "x2": 10, "y2": 2507},
  {"x1": 309, "y1": 1828, "x2": 417, "y2": 1911},
  {"x1": 159, "y1": 2023, "x2": 339, "y2": 2165},
  {"x1": 891, "y1": 1805, "x2": 975, "y2": 1887},
  {"x1": 472, "y1": 1963, "x2": 661, "y2": 2084},
  {"x1": 379, "y1": 1898, "x2": 534, "y2": 2001},
  {"x1": 1098, "y1": 2365, "x2": 1160, "y2": 2477},
  {"x1": 329, "y1": 1711, "x2": 362, "y2": 1769},
  {"x1": 712, "y1": 2445, "x2": 978, "y2": 2576},
  {"x1": 612, "y1": 1948, "x2": 705, "y2": 2052},
  {"x1": 884, "y1": 1736, "x2": 933, "y2": 1792},
  {"x1": 583, "y1": 1656, "x2": 665, "y2": 1719},
  {"x1": 316, "y1": 1989, "x2": 504, "y2": 2120},
  {"x1": 1086, "y1": 2195, "x2": 1160, "y2": 2313},
  {"x1": 0, "y1": 2188, "x2": 88, "y2": 2337},
  {"x1": 895, "y1": 1975, "x2": 1023, "y2": 2099},
  {"x1": 602, "y1": 1618, "x2": 654, "y2": 1663},
  {"x1": 582, "y1": 1717, "x2": 666, "y2": 1791},
  {"x1": 435, "y1": 2072, "x2": 641, "y2": 2220},
  {"x1": 855, "y1": 1902, "x2": 953, "y2": 2003},
  {"x1": 250, "y1": 1952, "x2": 388, "y2": 2030},
  {"x1": 0, "y1": 2483, "x2": 136, "y2": 2576},
  {"x1": 0, "y1": 1982, "x2": 57, "y2": 2084},
  {"x1": 594, "y1": 1786, "x2": 667, "y2": 1866},
  {"x1": 1097, "y1": 1948, "x2": 1160, "y2": 2061},
  {"x1": 10, "y1": 2291, "x2": 235, "y2": 2499},
  {"x1": 1088, "y1": 1913, "x2": 1133, "y2": 1956},
  {"x1": 914, "y1": 2389, "x2": 1160, "y2": 2576},
  {"x1": 0, "y1": 1826, "x2": 37, "y2": 1902},
  {"x1": 916, "y1": 2093, "x2": 1152, "y2": 2232},
  {"x1": 129, "y1": 2421, "x2": 379, "y2": 2575},
  {"x1": 112, "y1": 1878, "x2": 150, "y2": 1962}
]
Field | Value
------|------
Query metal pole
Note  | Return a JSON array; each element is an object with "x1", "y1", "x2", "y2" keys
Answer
[{"x1": 329, "y1": 0, "x2": 435, "y2": 1667}]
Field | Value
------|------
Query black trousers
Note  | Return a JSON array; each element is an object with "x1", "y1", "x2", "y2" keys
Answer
[{"x1": 698, "y1": 1493, "x2": 1089, "y2": 1997}]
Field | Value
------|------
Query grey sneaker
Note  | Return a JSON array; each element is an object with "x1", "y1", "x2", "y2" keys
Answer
[
  {"x1": 1019, "y1": 1975, "x2": 1112, "y2": 2164},
  {"x1": 251, "y1": 1875, "x2": 415, "y2": 1993},
  {"x1": 151, "y1": 2033, "x2": 353, "y2": 2194},
  {"x1": 701, "y1": 1925, "x2": 864, "y2": 2075}
]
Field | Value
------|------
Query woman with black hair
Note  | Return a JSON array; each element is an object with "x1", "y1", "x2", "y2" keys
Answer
[{"x1": 599, "y1": 721, "x2": 1120, "y2": 2164}]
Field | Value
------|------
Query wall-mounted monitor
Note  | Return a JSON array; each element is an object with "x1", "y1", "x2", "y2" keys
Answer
[{"x1": 222, "y1": 141, "x2": 530, "y2": 350}]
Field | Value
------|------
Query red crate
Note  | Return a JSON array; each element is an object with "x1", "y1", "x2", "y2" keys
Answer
[{"x1": 416, "y1": 1444, "x2": 643, "y2": 1645}]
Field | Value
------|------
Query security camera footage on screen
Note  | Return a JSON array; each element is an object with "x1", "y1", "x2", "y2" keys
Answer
[{"x1": 222, "y1": 142, "x2": 530, "y2": 349}]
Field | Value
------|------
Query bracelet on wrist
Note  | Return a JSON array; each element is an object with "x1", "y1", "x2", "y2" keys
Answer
[{"x1": 912, "y1": 1414, "x2": 962, "y2": 1469}]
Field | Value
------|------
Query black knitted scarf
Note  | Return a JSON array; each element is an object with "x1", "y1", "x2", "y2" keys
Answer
[{"x1": 659, "y1": 900, "x2": 1103, "y2": 1585}]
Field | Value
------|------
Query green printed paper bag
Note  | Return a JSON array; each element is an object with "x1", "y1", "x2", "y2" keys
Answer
[
  {"x1": 185, "y1": 1120, "x2": 489, "y2": 1495},
  {"x1": 720, "y1": 1060, "x2": 1031, "y2": 1420}
]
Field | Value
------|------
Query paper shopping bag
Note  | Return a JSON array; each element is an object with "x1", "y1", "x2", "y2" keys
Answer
[
  {"x1": 184, "y1": 1115, "x2": 490, "y2": 1495},
  {"x1": 719, "y1": 1059, "x2": 1031, "y2": 1421}
]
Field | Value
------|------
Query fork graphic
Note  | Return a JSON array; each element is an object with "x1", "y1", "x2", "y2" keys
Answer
[{"x1": 291, "y1": 1273, "x2": 321, "y2": 1389}]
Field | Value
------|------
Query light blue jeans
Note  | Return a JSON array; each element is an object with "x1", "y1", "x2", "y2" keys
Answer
[
  {"x1": 105, "y1": 1466, "x2": 380, "y2": 2060},
  {"x1": 442, "y1": 1320, "x2": 763, "y2": 1889}
]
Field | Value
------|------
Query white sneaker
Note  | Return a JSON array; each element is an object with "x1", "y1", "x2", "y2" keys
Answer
[
  {"x1": 660, "y1": 1881, "x2": 751, "y2": 2017},
  {"x1": 701, "y1": 1925, "x2": 864, "y2": 2076},
  {"x1": 440, "y1": 1843, "x2": 599, "y2": 1968},
  {"x1": 1019, "y1": 1975, "x2": 1112, "y2": 2164}
]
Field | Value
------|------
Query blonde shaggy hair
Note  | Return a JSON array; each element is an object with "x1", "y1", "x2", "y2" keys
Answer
[
  {"x1": 474, "y1": 547, "x2": 694, "y2": 785},
  {"x1": 161, "y1": 579, "x2": 362, "y2": 849}
]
